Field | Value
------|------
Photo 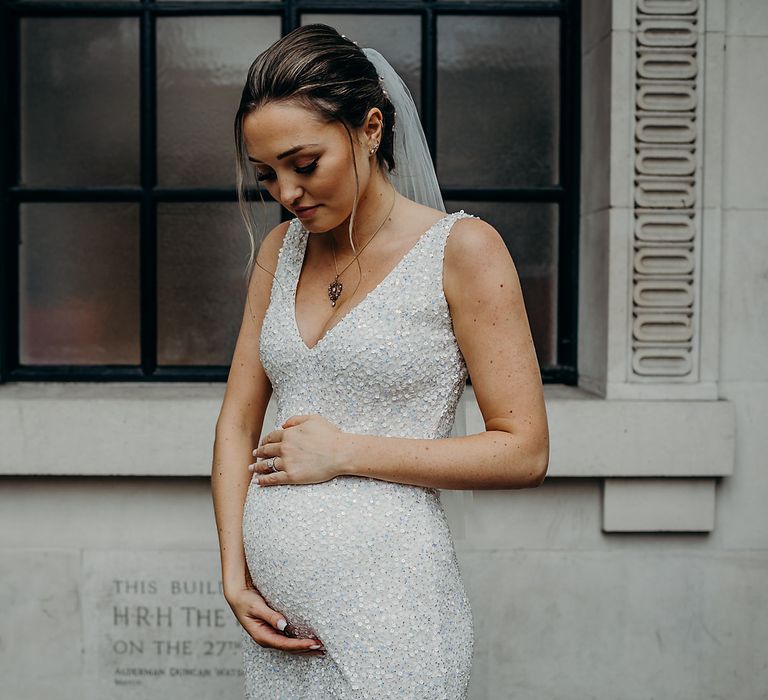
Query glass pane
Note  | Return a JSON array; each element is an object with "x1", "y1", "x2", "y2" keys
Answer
[
  {"x1": 301, "y1": 15, "x2": 422, "y2": 111},
  {"x1": 446, "y1": 200, "x2": 558, "y2": 368},
  {"x1": 438, "y1": 15, "x2": 560, "y2": 188},
  {"x1": 157, "y1": 202, "x2": 282, "y2": 365},
  {"x1": 24, "y1": 0, "x2": 138, "y2": 3},
  {"x1": 19, "y1": 203, "x2": 140, "y2": 365},
  {"x1": 20, "y1": 18, "x2": 140, "y2": 186},
  {"x1": 156, "y1": 16, "x2": 281, "y2": 187}
]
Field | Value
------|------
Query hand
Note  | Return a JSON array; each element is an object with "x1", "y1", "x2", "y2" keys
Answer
[
  {"x1": 249, "y1": 414, "x2": 346, "y2": 487},
  {"x1": 225, "y1": 585, "x2": 325, "y2": 657}
]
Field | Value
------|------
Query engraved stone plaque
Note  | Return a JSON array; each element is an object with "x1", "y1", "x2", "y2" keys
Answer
[{"x1": 82, "y1": 550, "x2": 243, "y2": 699}]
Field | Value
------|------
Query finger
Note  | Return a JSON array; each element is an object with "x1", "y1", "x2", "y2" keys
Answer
[
  {"x1": 253, "y1": 456, "x2": 283, "y2": 474},
  {"x1": 244, "y1": 613, "x2": 326, "y2": 653},
  {"x1": 245, "y1": 621, "x2": 323, "y2": 652},
  {"x1": 269, "y1": 634, "x2": 326, "y2": 653},
  {"x1": 248, "y1": 461, "x2": 263, "y2": 475},
  {"x1": 285, "y1": 633, "x2": 325, "y2": 655},
  {"x1": 254, "y1": 442, "x2": 280, "y2": 460},
  {"x1": 253, "y1": 430, "x2": 283, "y2": 457},
  {"x1": 247, "y1": 606, "x2": 288, "y2": 636},
  {"x1": 251, "y1": 456, "x2": 282, "y2": 475},
  {"x1": 255, "y1": 469, "x2": 291, "y2": 487},
  {"x1": 282, "y1": 414, "x2": 312, "y2": 428}
]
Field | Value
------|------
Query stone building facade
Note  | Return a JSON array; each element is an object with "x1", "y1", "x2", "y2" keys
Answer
[{"x1": 1, "y1": 0, "x2": 766, "y2": 698}]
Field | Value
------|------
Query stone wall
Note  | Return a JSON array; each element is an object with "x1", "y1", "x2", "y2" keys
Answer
[{"x1": 1, "y1": 1, "x2": 766, "y2": 698}]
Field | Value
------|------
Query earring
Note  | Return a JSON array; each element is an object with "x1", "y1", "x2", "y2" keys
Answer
[{"x1": 369, "y1": 142, "x2": 379, "y2": 155}]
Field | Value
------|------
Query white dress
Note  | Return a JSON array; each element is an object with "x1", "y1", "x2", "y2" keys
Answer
[{"x1": 241, "y1": 210, "x2": 476, "y2": 699}]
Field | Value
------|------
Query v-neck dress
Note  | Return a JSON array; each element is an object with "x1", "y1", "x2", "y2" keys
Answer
[{"x1": 241, "y1": 210, "x2": 477, "y2": 699}]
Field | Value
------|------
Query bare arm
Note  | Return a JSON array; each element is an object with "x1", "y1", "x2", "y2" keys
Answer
[
  {"x1": 335, "y1": 217, "x2": 549, "y2": 490},
  {"x1": 211, "y1": 220, "x2": 289, "y2": 596}
]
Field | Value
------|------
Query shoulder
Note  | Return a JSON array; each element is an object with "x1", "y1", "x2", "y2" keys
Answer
[
  {"x1": 444, "y1": 215, "x2": 512, "y2": 276},
  {"x1": 254, "y1": 219, "x2": 294, "y2": 273},
  {"x1": 443, "y1": 215, "x2": 519, "y2": 305},
  {"x1": 253, "y1": 220, "x2": 294, "y2": 286},
  {"x1": 247, "y1": 219, "x2": 294, "y2": 303}
]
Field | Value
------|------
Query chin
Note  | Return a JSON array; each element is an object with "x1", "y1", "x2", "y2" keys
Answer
[{"x1": 304, "y1": 210, "x2": 346, "y2": 234}]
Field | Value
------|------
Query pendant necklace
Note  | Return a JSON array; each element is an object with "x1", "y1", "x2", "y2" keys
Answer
[{"x1": 327, "y1": 185, "x2": 397, "y2": 307}]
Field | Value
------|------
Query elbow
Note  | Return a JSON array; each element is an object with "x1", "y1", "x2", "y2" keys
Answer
[
  {"x1": 525, "y1": 446, "x2": 549, "y2": 488},
  {"x1": 495, "y1": 429, "x2": 549, "y2": 489},
  {"x1": 529, "y1": 460, "x2": 548, "y2": 487}
]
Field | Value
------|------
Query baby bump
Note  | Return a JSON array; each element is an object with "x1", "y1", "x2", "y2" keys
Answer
[{"x1": 242, "y1": 475, "x2": 462, "y2": 603}]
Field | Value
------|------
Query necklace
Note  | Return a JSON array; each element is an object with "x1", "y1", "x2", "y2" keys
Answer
[{"x1": 327, "y1": 185, "x2": 397, "y2": 307}]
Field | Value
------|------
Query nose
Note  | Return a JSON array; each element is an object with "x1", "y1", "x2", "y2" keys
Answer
[{"x1": 279, "y1": 176, "x2": 304, "y2": 210}]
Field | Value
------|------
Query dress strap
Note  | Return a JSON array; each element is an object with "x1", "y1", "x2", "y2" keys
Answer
[
  {"x1": 267, "y1": 218, "x2": 303, "y2": 304},
  {"x1": 427, "y1": 210, "x2": 478, "y2": 287},
  {"x1": 432, "y1": 210, "x2": 476, "y2": 249}
]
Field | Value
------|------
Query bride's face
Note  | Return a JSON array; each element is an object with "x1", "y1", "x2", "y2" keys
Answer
[{"x1": 242, "y1": 101, "x2": 372, "y2": 231}]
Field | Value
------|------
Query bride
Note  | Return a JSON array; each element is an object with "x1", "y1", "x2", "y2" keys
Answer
[{"x1": 211, "y1": 23, "x2": 549, "y2": 698}]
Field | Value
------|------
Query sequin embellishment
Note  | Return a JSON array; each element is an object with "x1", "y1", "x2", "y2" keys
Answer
[{"x1": 242, "y1": 211, "x2": 477, "y2": 699}]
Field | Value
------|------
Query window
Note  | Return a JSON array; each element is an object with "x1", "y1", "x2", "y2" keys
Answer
[{"x1": 0, "y1": 0, "x2": 579, "y2": 384}]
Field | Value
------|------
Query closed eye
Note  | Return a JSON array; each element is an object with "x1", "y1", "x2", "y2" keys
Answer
[{"x1": 255, "y1": 158, "x2": 319, "y2": 182}]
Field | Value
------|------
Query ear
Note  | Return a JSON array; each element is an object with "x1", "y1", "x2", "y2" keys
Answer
[{"x1": 363, "y1": 107, "x2": 384, "y2": 142}]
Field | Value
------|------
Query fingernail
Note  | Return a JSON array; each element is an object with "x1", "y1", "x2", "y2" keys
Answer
[
  {"x1": 276, "y1": 618, "x2": 287, "y2": 631},
  {"x1": 309, "y1": 644, "x2": 322, "y2": 649}
]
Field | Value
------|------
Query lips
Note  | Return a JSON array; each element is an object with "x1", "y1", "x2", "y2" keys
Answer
[{"x1": 295, "y1": 205, "x2": 321, "y2": 219}]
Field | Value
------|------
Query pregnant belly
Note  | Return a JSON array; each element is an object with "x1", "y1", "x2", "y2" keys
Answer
[
  {"x1": 243, "y1": 474, "x2": 444, "y2": 565},
  {"x1": 242, "y1": 475, "x2": 458, "y2": 637}
]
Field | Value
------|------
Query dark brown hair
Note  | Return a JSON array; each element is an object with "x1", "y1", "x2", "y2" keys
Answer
[{"x1": 233, "y1": 23, "x2": 398, "y2": 290}]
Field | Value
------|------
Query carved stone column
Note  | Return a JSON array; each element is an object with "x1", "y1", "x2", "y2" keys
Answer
[
  {"x1": 631, "y1": 0, "x2": 709, "y2": 392},
  {"x1": 578, "y1": 0, "x2": 732, "y2": 531}
]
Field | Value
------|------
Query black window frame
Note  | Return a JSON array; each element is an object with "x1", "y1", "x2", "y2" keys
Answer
[{"x1": 0, "y1": 0, "x2": 580, "y2": 384}]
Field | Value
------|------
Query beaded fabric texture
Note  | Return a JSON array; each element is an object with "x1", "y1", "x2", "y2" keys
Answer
[{"x1": 241, "y1": 211, "x2": 477, "y2": 699}]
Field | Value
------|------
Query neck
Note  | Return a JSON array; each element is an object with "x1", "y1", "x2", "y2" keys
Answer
[{"x1": 322, "y1": 168, "x2": 398, "y2": 256}]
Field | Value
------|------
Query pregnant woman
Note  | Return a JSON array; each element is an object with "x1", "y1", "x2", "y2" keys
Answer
[{"x1": 211, "y1": 23, "x2": 549, "y2": 699}]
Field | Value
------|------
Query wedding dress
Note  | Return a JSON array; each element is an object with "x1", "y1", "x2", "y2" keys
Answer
[{"x1": 241, "y1": 210, "x2": 476, "y2": 698}]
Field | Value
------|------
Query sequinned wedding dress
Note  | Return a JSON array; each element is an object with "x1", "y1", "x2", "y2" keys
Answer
[{"x1": 241, "y1": 210, "x2": 476, "y2": 699}]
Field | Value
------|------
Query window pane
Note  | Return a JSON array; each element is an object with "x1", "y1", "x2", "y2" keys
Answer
[
  {"x1": 301, "y1": 15, "x2": 422, "y2": 110},
  {"x1": 156, "y1": 16, "x2": 281, "y2": 187},
  {"x1": 438, "y1": 15, "x2": 560, "y2": 188},
  {"x1": 23, "y1": 0, "x2": 139, "y2": 4},
  {"x1": 157, "y1": 202, "x2": 282, "y2": 365},
  {"x1": 446, "y1": 201, "x2": 559, "y2": 367},
  {"x1": 20, "y1": 18, "x2": 140, "y2": 186},
  {"x1": 19, "y1": 203, "x2": 140, "y2": 365},
  {"x1": 157, "y1": 0, "x2": 275, "y2": 2}
]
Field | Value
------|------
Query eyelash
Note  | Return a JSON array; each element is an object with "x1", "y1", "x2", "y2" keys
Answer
[{"x1": 255, "y1": 158, "x2": 319, "y2": 182}]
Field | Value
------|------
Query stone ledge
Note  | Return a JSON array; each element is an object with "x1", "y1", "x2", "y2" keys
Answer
[
  {"x1": 602, "y1": 478, "x2": 717, "y2": 533},
  {"x1": 0, "y1": 382, "x2": 735, "y2": 478}
]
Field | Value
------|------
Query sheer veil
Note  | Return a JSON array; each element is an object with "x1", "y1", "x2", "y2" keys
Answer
[
  {"x1": 362, "y1": 47, "x2": 446, "y2": 213},
  {"x1": 362, "y1": 47, "x2": 473, "y2": 516}
]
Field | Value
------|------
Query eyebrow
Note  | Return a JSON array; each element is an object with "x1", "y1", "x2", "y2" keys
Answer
[{"x1": 247, "y1": 143, "x2": 319, "y2": 164}]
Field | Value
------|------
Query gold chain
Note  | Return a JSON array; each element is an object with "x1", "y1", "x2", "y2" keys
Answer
[{"x1": 327, "y1": 183, "x2": 397, "y2": 307}]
